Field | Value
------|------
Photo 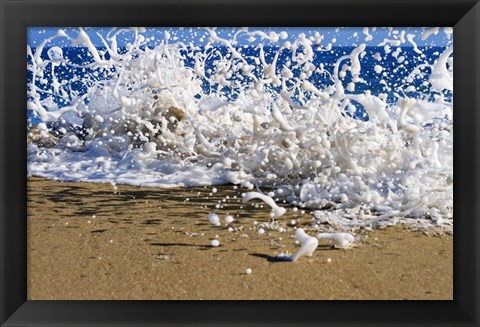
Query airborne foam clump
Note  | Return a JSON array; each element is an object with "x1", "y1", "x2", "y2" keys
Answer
[
  {"x1": 242, "y1": 192, "x2": 287, "y2": 219},
  {"x1": 291, "y1": 228, "x2": 319, "y2": 262}
]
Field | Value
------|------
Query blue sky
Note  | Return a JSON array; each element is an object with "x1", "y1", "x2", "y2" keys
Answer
[{"x1": 28, "y1": 27, "x2": 452, "y2": 48}]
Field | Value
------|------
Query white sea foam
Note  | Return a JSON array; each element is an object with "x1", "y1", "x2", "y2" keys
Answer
[
  {"x1": 27, "y1": 27, "x2": 453, "y2": 232},
  {"x1": 316, "y1": 232, "x2": 355, "y2": 248}
]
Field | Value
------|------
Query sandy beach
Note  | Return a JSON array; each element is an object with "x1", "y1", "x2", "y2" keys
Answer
[{"x1": 27, "y1": 176, "x2": 452, "y2": 300}]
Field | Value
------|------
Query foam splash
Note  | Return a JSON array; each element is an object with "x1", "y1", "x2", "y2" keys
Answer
[
  {"x1": 27, "y1": 27, "x2": 453, "y2": 231},
  {"x1": 292, "y1": 228, "x2": 319, "y2": 262}
]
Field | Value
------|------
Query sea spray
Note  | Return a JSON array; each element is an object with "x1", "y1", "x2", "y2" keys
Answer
[{"x1": 27, "y1": 27, "x2": 453, "y2": 232}]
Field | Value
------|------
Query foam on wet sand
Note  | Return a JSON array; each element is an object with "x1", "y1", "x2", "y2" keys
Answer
[{"x1": 27, "y1": 177, "x2": 453, "y2": 300}]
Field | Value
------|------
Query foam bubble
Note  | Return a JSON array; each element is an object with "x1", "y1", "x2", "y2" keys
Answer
[
  {"x1": 224, "y1": 215, "x2": 234, "y2": 224},
  {"x1": 208, "y1": 213, "x2": 220, "y2": 226}
]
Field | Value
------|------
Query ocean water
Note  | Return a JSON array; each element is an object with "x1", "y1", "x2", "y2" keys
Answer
[{"x1": 27, "y1": 27, "x2": 453, "y2": 232}]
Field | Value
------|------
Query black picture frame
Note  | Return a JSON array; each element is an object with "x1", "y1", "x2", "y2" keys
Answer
[{"x1": 1, "y1": 0, "x2": 479, "y2": 326}]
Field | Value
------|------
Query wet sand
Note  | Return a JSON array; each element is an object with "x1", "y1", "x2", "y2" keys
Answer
[{"x1": 27, "y1": 176, "x2": 453, "y2": 300}]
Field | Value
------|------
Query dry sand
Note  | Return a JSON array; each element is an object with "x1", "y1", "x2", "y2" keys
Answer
[{"x1": 27, "y1": 176, "x2": 453, "y2": 300}]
